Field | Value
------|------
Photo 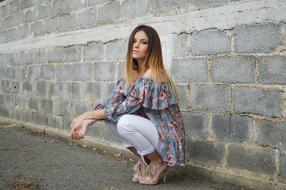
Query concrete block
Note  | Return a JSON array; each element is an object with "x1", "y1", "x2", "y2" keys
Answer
[
  {"x1": 77, "y1": 7, "x2": 97, "y2": 29},
  {"x1": 186, "y1": 139, "x2": 225, "y2": 165},
  {"x1": 72, "y1": 64, "x2": 93, "y2": 81},
  {"x1": 0, "y1": 105, "x2": 9, "y2": 117},
  {"x1": 117, "y1": 62, "x2": 124, "y2": 80},
  {"x1": 23, "y1": 81, "x2": 32, "y2": 93},
  {"x1": 105, "y1": 40, "x2": 127, "y2": 61},
  {"x1": 15, "y1": 65, "x2": 26, "y2": 79},
  {"x1": 176, "y1": 84, "x2": 190, "y2": 110},
  {"x1": 6, "y1": 28, "x2": 18, "y2": 42},
  {"x1": 11, "y1": 109, "x2": 26, "y2": 122},
  {"x1": 18, "y1": 24, "x2": 29, "y2": 39},
  {"x1": 58, "y1": 13, "x2": 77, "y2": 32},
  {"x1": 97, "y1": 1, "x2": 120, "y2": 24},
  {"x1": 35, "y1": 80, "x2": 48, "y2": 97},
  {"x1": 173, "y1": 33, "x2": 191, "y2": 57},
  {"x1": 102, "y1": 121, "x2": 121, "y2": 144},
  {"x1": 227, "y1": 144, "x2": 275, "y2": 175},
  {"x1": 5, "y1": 14, "x2": 22, "y2": 28},
  {"x1": 211, "y1": 56, "x2": 256, "y2": 83},
  {"x1": 5, "y1": 94, "x2": 16, "y2": 107},
  {"x1": 29, "y1": 65, "x2": 41, "y2": 80},
  {"x1": 24, "y1": 8, "x2": 37, "y2": 23},
  {"x1": 84, "y1": 41, "x2": 104, "y2": 61},
  {"x1": 15, "y1": 95, "x2": 27, "y2": 108},
  {"x1": 72, "y1": 100, "x2": 89, "y2": 115},
  {"x1": 235, "y1": 23, "x2": 283, "y2": 53},
  {"x1": 54, "y1": 99, "x2": 72, "y2": 115},
  {"x1": 191, "y1": 84, "x2": 231, "y2": 113},
  {"x1": 21, "y1": 0, "x2": 37, "y2": 9},
  {"x1": 211, "y1": 114, "x2": 252, "y2": 143},
  {"x1": 66, "y1": 0, "x2": 87, "y2": 11},
  {"x1": 43, "y1": 17, "x2": 57, "y2": 34},
  {"x1": 42, "y1": 65, "x2": 55, "y2": 80},
  {"x1": 40, "y1": 99, "x2": 54, "y2": 113},
  {"x1": 259, "y1": 56, "x2": 286, "y2": 84},
  {"x1": 32, "y1": 111, "x2": 48, "y2": 126},
  {"x1": 73, "y1": 82, "x2": 86, "y2": 99},
  {"x1": 182, "y1": 112, "x2": 208, "y2": 139},
  {"x1": 94, "y1": 62, "x2": 116, "y2": 81},
  {"x1": 56, "y1": 64, "x2": 72, "y2": 81},
  {"x1": 64, "y1": 46, "x2": 82, "y2": 63},
  {"x1": 6, "y1": 67, "x2": 16, "y2": 79},
  {"x1": 1, "y1": 80, "x2": 11, "y2": 93},
  {"x1": 51, "y1": 82, "x2": 73, "y2": 98},
  {"x1": 28, "y1": 96, "x2": 40, "y2": 111},
  {"x1": 255, "y1": 119, "x2": 286, "y2": 150},
  {"x1": 233, "y1": 87, "x2": 283, "y2": 117},
  {"x1": 21, "y1": 51, "x2": 34, "y2": 65},
  {"x1": 0, "y1": 4, "x2": 9, "y2": 18},
  {"x1": 280, "y1": 152, "x2": 286, "y2": 180},
  {"x1": 171, "y1": 58, "x2": 208, "y2": 83},
  {"x1": 0, "y1": 31, "x2": 6, "y2": 44},
  {"x1": 52, "y1": 0, "x2": 68, "y2": 17},
  {"x1": 151, "y1": 0, "x2": 188, "y2": 15},
  {"x1": 87, "y1": 0, "x2": 106, "y2": 6},
  {"x1": 191, "y1": 29, "x2": 231, "y2": 55},
  {"x1": 54, "y1": 115, "x2": 64, "y2": 129},
  {"x1": 9, "y1": 0, "x2": 19, "y2": 14},
  {"x1": 31, "y1": 21, "x2": 43, "y2": 37},
  {"x1": 121, "y1": 0, "x2": 150, "y2": 18},
  {"x1": 85, "y1": 82, "x2": 101, "y2": 101},
  {"x1": 38, "y1": 1, "x2": 52, "y2": 19},
  {"x1": 35, "y1": 49, "x2": 47, "y2": 64},
  {"x1": 190, "y1": 0, "x2": 228, "y2": 10},
  {"x1": 47, "y1": 47, "x2": 64, "y2": 63}
]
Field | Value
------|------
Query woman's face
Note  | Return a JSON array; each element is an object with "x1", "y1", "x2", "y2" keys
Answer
[{"x1": 132, "y1": 30, "x2": 148, "y2": 62}]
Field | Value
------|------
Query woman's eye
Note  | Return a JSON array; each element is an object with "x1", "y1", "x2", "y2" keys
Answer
[{"x1": 142, "y1": 41, "x2": 148, "y2": 45}]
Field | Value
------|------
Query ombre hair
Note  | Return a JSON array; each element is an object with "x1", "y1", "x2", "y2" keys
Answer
[{"x1": 124, "y1": 25, "x2": 179, "y2": 99}]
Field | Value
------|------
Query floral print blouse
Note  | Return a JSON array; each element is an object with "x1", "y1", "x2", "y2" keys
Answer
[{"x1": 94, "y1": 78, "x2": 185, "y2": 166}]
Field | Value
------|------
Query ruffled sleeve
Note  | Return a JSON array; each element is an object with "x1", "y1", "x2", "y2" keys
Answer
[
  {"x1": 104, "y1": 78, "x2": 178, "y2": 123},
  {"x1": 94, "y1": 78, "x2": 126, "y2": 111}
]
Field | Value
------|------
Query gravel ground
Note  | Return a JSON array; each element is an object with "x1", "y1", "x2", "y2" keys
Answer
[{"x1": 0, "y1": 121, "x2": 243, "y2": 190}]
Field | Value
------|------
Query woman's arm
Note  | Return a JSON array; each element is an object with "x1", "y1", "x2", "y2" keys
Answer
[{"x1": 70, "y1": 109, "x2": 105, "y2": 140}]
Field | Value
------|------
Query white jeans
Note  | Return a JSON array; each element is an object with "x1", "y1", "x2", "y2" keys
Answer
[{"x1": 114, "y1": 114, "x2": 159, "y2": 157}]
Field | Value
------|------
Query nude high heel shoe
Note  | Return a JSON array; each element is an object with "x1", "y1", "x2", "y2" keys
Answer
[
  {"x1": 132, "y1": 160, "x2": 146, "y2": 183},
  {"x1": 139, "y1": 161, "x2": 168, "y2": 185}
]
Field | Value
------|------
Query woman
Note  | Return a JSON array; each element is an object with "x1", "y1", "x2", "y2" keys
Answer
[{"x1": 70, "y1": 25, "x2": 185, "y2": 185}]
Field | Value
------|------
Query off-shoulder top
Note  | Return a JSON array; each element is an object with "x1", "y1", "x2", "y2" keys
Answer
[{"x1": 94, "y1": 78, "x2": 185, "y2": 166}]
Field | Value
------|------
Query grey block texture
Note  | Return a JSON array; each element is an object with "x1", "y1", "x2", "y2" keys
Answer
[
  {"x1": 227, "y1": 144, "x2": 276, "y2": 175},
  {"x1": 211, "y1": 114, "x2": 252, "y2": 143},
  {"x1": 211, "y1": 56, "x2": 256, "y2": 83},
  {"x1": 186, "y1": 139, "x2": 225, "y2": 165},
  {"x1": 235, "y1": 23, "x2": 283, "y2": 53},
  {"x1": 191, "y1": 29, "x2": 231, "y2": 55},
  {"x1": 171, "y1": 58, "x2": 208, "y2": 83},
  {"x1": 182, "y1": 112, "x2": 209, "y2": 139},
  {"x1": 191, "y1": 84, "x2": 231, "y2": 113},
  {"x1": 255, "y1": 119, "x2": 286, "y2": 150},
  {"x1": 233, "y1": 87, "x2": 283, "y2": 117},
  {"x1": 259, "y1": 56, "x2": 286, "y2": 84}
]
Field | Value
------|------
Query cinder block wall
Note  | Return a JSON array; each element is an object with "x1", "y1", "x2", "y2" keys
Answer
[{"x1": 0, "y1": 0, "x2": 286, "y2": 189}]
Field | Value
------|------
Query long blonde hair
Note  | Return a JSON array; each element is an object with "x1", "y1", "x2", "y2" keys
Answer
[{"x1": 124, "y1": 25, "x2": 179, "y2": 99}]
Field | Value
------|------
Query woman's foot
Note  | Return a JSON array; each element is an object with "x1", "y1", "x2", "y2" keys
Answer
[
  {"x1": 132, "y1": 160, "x2": 146, "y2": 183},
  {"x1": 139, "y1": 161, "x2": 168, "y2": 185}
]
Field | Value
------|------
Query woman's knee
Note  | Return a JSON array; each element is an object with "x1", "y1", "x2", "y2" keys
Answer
[{"x1": 117, "y1": 114, "x2": 133, "y2": 135}]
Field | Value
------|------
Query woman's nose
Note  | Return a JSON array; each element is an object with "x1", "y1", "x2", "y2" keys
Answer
[{"x1": 134, "y1": 41, "x2": 139, "y2": 48}]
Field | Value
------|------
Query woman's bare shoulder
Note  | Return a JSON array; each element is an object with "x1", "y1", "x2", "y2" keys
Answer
[{"x1": 143, "y1": 69, "x2": 152, "y2": 79}]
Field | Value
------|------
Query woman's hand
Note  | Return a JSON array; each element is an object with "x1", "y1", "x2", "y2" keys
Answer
[{"x1": 70, "y1": 119, "x2": 94, "y2": 140}]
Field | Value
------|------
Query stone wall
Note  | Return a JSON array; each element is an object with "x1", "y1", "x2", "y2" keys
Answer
[{"x1": 0, "y1": 0, "x2": 286, "y2": 189}]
